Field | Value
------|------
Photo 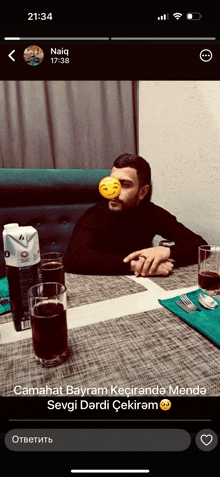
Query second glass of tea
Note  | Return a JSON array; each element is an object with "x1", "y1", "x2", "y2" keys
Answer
[
  {"x1": 198, "y1": 245, "x2": 220, "y2": 295},
  {"x1": 41, "y1": 252, "x2": 65, "y2": 285}
]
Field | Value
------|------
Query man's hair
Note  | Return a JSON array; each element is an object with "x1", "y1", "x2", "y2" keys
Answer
[{"x1": 113, "y1": 153, "x2": 151, "y2": 188}]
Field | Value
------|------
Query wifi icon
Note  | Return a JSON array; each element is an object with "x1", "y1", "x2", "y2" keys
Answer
[{"x1": 173, "y1": 12, "x2": 182, "y2": 20}]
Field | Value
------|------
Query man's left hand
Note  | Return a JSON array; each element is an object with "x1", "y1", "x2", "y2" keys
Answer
[{"x1": 124, "y1": 246, "x2": 171, "y2": 276}]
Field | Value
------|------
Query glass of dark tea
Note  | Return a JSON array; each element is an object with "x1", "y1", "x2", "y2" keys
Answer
[
  {"x1": 28, "y1": 282, "x2": 68, "y2": 367},
  {"x1": 41, "y1": 252, "x2": 65, "y2": 285},
  {"x1": 198, "y1": 245, "x2": 220, "y2": 295}
]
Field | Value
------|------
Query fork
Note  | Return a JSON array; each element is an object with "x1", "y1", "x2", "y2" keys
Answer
[{"x1": 180, "y1": 294, "x2": 201, "y2": 312}]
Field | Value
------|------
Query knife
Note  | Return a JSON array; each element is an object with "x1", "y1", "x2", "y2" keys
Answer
[{"x1": 175, "y1": 300, "x2": 194, "y2": 314}]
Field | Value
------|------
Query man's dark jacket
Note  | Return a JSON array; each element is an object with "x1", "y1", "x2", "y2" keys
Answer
[{"x1": 64, "y1": 198, "x2": 207, "y2": 274}]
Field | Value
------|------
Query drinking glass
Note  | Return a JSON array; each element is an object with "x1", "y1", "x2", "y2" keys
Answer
[
  {"x1": 41, "y1": 252, "x2": 65, "y2": 285},
  {"x1": 198, "y1": 245, "x2": 220, "y2": 295},
  {"x1": 28, "y1": 282, "x2": 68, "y2": 367}
]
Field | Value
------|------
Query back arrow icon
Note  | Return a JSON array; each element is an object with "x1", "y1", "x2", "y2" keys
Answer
[{"x1": 8, "y1": 50, "x2": 15, "y2": 61}]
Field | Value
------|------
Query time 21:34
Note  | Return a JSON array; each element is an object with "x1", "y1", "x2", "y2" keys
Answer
[{"x1": 28, "y1": 13, "x2": 53, "y2": 20}]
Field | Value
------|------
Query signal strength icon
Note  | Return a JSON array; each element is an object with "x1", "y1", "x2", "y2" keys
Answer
[
  {"x1": 157, "y1": 13, "x2": 169, "y2": 20},
  {"x1": 173, "y1": 12, "x2": 182, "y2": 20}
]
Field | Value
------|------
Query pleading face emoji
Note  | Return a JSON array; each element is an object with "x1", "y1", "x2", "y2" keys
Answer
[
  {"x1": 99, "y1": 176, "x2": 121, "y2": 199},
  {"x1": 160, "y1": 399, "x2": 172, "y2": 411}
]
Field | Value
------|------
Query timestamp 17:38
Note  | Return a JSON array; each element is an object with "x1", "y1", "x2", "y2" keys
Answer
[{"x1": 50, "y1": 58, "x2": 70, "y2": 63}]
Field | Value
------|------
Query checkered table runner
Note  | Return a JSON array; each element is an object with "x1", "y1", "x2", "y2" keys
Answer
[{"x1": 0, "y1": 274, "x2": 146, "y2": 324}]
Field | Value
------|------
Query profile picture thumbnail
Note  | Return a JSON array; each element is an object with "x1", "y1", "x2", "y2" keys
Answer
[{"x1": 23, "y1": 45, "x2": 44, "y2": 66}]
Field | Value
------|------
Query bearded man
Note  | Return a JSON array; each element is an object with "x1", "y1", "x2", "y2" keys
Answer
[{"x1": 64, "y1": 153, "x2": 207, "y2": 276}]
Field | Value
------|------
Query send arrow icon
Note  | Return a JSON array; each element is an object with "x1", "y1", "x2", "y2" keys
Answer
[{"x1": 8, "y1": 50, "x2": 15, "y2": 61}]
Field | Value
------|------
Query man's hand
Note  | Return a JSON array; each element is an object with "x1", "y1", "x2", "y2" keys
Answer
[
  {"x1": 154, "y1": 260, "x2": 174, "y2": 276},
  {"x1": 130, "y1": 257, "x2": 173, "y2": 277},
  {"x1": 124, "y1": 246, "x2": 172, "y2": 276}
]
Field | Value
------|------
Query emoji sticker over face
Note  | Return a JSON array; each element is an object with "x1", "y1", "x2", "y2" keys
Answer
[
  {"x1": 160, "y1": 399, "x2": 172, "y2": 411},
  {"x1": 99, "y1": 176, "x2": 121, "y2": 199}
]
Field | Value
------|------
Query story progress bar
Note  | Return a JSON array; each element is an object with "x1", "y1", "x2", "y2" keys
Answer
[{"x1": 4, "y1": 37, "x2": 216, "y2": 41}]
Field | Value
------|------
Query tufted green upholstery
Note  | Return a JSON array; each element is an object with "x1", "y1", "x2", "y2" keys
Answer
[{"x1": 0, "y1": 169, "x2": 110, "y2": 278}]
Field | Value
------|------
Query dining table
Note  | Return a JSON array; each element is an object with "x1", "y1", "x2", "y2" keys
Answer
[{"x1": 0, "y1": 264, "x2": 220, "y2": 397}]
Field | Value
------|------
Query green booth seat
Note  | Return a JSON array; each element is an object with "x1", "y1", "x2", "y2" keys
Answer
[{"x1": 0, "y1": 169, "x2": 110, "y2": 278}]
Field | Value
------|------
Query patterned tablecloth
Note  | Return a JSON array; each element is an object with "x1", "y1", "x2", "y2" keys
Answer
[
  {"x1": 149, "y1": 263, "x2": 198, "y2": 290},
  {"x1": 1, "y1": 266, "x2": 220, "y2": 396}
]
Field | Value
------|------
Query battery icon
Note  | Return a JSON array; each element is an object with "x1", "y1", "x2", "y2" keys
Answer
[{"x1": 186, "y1": 12, "x2": 202, "y2": 20}]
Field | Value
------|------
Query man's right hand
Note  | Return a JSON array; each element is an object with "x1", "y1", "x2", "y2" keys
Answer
[{"x1": 130, "y1": 257, "x2": 174, "y2": 277}]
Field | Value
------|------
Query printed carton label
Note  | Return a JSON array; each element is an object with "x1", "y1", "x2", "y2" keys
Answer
[{"x1": 3, "y1": 226, "x2": 41, "y2": 267}]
